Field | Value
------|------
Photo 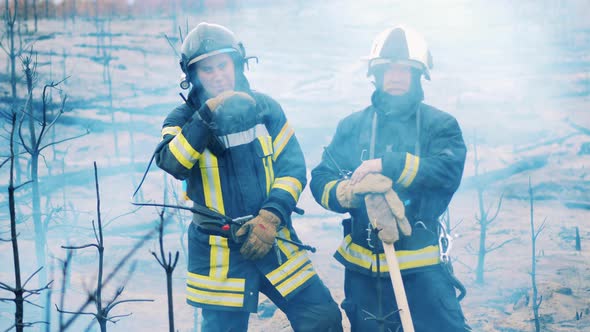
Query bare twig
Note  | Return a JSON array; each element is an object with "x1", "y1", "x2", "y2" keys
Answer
[
  {"x1": 150, "y1": 202, "x2": 179, "y2": 332},
  {"x1": 472, "y1": 132, "x2": 513, "y2": 284},
  {"x1": 59, "y1": 162, "x2": 157, "y2": 331},
  {"x1": 529, "y1": 177, "x2": 544, "y2": 332},
  {"x1": 487, "y1": 239, "x2": 515, "y2": 253}
]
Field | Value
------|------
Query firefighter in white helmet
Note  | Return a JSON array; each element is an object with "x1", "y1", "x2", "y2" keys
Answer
[
  {"x1": 311, "y1": 25, "x2": 471, "y2": 331},
  {"x1": 156, "y1": 22, "x2": 342, "y2": 332}
]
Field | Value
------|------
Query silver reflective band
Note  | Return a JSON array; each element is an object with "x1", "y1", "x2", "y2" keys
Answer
[
  {"x1": 218, "y1": 124, "x2": 269, "y2": 148},
  {"x1": 187, "y1": 48, "x2": 238, "y2": 67}
]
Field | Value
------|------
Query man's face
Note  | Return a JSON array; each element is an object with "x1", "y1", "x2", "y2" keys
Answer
[
  {"x1": 195, "y1": 53, "x2": 236, "y2": 97},
  {"x1": 381, "y1": 63, "x2": 413, "y2": 96}
]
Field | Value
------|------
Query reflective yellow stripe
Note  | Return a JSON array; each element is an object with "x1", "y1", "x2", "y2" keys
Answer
[
  {"x1": 321, "y1": 180, "x2": 338, "y2": 209},
  {"x1": 169, "y1": 132, "x2": 200, "y2": 169},
  {"x1": 257, "y1": 135, "x2": 273, "y2": 156},
  {"x1": 275, "y1": 263, "x2": 316, "y2": 297},
  {"x1": 397, "y1": 245, "x2": 440, "y2": 270},
  {"x1": 258, "y1": 135, "x2": 274, "y2": 195},
  {"x1": 209, "y1": 236, "x2": 229, "y2": 279},
  {"x1": 337, "y1": 235, "x2": 440, "y2": 271},
  {"x1": 265, "y1": 248, "x2": 317, "y2": 298},
  {"x1": 186, "y1": 286, "x2": 243, "y2": 307},
  {"x1": 276, "y1": 228, "x2": 297, "y2": 256},
  {"x1": 272, "y1": 176, "x2": 302, "y2": 202},
  {"x1": 266, "y1": 251, "x2": 308, "y2": 284},
  {"x1": 161, "y1": 126, "x2": 181, "y2": 139},
  {"x1": 337, "y1": 235, "x2": 372, "y2": 269},
  {"x1": 187, "y1": 240, "x2": 245, "y2": 307},
  {"x1": 268, "y1": 157, "x2": 275, "y2": 184},
  {"x1": 396, "y1": 153, "x2": 420, "y2": 187},
  {"x1": 263, "y1": 158, "x2": 271, "y2": 195},
  {"x1": 199, "y1": 150, "x2": 225, "y2": 214},
  {"x1": 220, "y1": 123, "x2": 269, "y2": 148},
  {"x1": 272, "y1": 122, "x2": 294, "y2": 161},
  {"x1": 187, "y1": 272, "x2": 244, "y2": 292}
]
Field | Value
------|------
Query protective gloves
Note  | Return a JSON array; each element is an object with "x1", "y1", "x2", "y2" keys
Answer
[
  {"x1": 235, "y1": 209, "x2": 280, "y2": 260},
  {"x1": 365, "y1": 189, "x2": 412, "y2": 244},
  {"x1": 205, "y1": 91, "x2": 256, "y2": 111},
  {"x1": 205, "y1": 91, "x2": 257, "y2": 135},
  {"x1": 336, "y1": 173, "x2": 393, "y2": 209}
]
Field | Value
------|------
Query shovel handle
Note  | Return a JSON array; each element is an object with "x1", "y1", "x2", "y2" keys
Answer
[{"x1": 383, "y1": 242, "x2": 415, "y2": 332}]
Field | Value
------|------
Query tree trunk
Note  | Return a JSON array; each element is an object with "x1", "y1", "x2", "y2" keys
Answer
[
  {"x1": 166, "y1": 271, "x2": 175, "y2": 332},
  {"x1": 8, "y1": 118, "x2": 24, "y2": 332},
  {"x1": 475, "y1": 187, "x2": 487, "y2": 284},
  {"x1": 25, "y1": 60, "x2": 48, "y2": 288},
  {"x1": 33, "y1": 0, "x2": 37, "y2": 32}
]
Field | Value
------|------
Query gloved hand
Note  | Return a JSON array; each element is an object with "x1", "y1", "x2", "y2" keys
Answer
[
  {"x1": 205, "y1": 91, "x2": 256, "y2": 111},
  {"x1": 365, "y1": 190, "x2": 412, "y2": 244},
  {"x1": 234, "y1": 209, "x2": 280, "y2": 260},
  {"x1": 205, "y1": 91, "x2": 257, "y2": 135},
  {"x1": 336, "y1": 173, "x2": 392, "y2": 208}
]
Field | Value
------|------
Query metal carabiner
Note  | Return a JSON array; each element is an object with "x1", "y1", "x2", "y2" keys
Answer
[
  {"x1": 438, "y1": 220, "x2": 453, "y2": 263},
  {"x1": 366, "y1": 222, "x2": 374, "y2": 249}
]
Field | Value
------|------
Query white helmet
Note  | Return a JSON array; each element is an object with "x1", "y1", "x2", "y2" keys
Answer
[
  {"x1": 365, "y1": 25, "x2": 433, "y2": 80},
  {"x1": 179, "y1": 22, "x2": 246, "y2": 89}
]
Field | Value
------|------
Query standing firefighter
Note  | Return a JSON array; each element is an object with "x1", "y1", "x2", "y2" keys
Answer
[
  {"x1": 156, "y1": 22, "x2": 342, "y2": 332},
  {"x1": 310, "y1": 26, "x2": 471, "y2": 331}
]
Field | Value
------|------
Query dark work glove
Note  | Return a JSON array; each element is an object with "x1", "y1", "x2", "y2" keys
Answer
[{"x1": 206, "y1": 91, "x2": 257, "y2": 135}]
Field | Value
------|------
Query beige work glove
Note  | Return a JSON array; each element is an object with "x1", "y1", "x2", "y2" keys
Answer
[
  {"x1": 336, "y1": 173, "x2": 393, "y2": 208},
  {"x1": 365, "y1": 189, "x2": 412, "y2": 244},
  {"x1": 235, "y1": 209, "x2": 280, "y2": 260}
]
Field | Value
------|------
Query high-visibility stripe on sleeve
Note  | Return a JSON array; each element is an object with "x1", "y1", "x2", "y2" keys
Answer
[
  {"x1": 272, "y1": 176, "x2": 302, "y2": 202},
  {"x1": 396, "y1": 153, "x2": 420, "y2": 187},
  {"x1": 321, "y1": 180, "x2": 338, "y2": 209},
  {"x1": 199, "y1": 150, "x2": 225, "y2": 214},
  {"x1": 272, "y1": 122, "x2": 295, "y2": 161},
  {"x1": 209, "y1": 236, "x2": 229, "y2": 279},
  {"x1": 161, "y1": 126, "x2": 181, "y2": 139},
  {"x1": 169, "y1": 132, "x2": 201, "y2": 170}
]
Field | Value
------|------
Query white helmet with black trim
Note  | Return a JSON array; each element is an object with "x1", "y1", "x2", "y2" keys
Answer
[
  {"x1": 365, "y1": 25, "x2": 433, "y2": 80},
  {"x1": 179, "y1": 22, "x2": 246, "y2": 89}
]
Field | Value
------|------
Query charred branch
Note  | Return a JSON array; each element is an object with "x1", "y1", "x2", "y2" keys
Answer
[
  {"x1": 58, "y1": 162, "x2": 156, "y2": 331},
  {"x1": 529, "y1": 178, "x2": 545, "y2": 332}
]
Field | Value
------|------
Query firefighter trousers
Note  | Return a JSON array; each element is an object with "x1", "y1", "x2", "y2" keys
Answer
[
  {"x1": 201, "y1": 274, "x2": 343, "y2": 332},
  {"x1": 341, "y1": 265, "x2": 470, "y2": 332}
]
